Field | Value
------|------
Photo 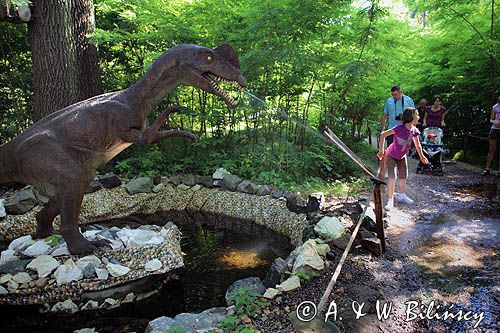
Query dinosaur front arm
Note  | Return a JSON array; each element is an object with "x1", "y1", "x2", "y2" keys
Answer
[{"x1": 121, "y1": 105, "x2": 198, "y2": 144}]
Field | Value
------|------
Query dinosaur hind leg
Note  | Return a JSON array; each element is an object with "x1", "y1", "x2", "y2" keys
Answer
[{"x1": 33, "y1": 197, "x2": 59, "y2": 239}]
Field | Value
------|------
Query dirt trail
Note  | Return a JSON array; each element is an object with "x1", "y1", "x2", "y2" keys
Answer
[{"x1": 366, "y1": 158, "x2": 499, "y2": 332}]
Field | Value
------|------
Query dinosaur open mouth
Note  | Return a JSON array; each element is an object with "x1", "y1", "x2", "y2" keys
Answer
[{"x1": 203, "y1": 73, "x2": 244, "y2": 107}]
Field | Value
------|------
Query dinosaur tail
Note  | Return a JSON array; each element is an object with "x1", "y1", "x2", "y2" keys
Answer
[{"x1": 0, "y1": 143, "x2": 16, "y2": 184}]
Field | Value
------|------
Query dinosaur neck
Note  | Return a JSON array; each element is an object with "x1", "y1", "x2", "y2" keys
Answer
[{"x1": 127, "y1": 50, "x2": 183, "y2": 118}]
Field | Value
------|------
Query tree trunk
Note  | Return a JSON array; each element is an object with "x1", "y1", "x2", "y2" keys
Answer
[
  {"x1": 28, "y1": 0, "x2": 101, "y2": 122},
  {"x1": 28, "y1": 0, "x2": 79, "y2": 121}
]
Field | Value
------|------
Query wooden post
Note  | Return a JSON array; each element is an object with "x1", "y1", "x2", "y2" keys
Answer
[{"x1": 373, "y1": 183, "x2": 386, "y2": 252}]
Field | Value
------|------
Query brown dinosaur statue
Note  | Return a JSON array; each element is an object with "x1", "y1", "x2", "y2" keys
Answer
[{"x1": 0, "y1": 44, "x2": 246, "y2": 254}]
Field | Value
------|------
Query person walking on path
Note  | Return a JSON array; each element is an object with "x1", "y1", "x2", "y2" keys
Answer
[
  {"x1": 423, "y1": 95, "x2": 446, "y2": 129},
  {"x1": 377, "y1": 107, "x2": 429, "y2": 210},
  {"x1": 481, "y1": 96, "x2": 500, "y2": 176},
  {"x1": 379, "y1": 85, "x2": 415, "y2": 180},
  {"x1": 416, "y1": 98, "x2": 427, "y2": 132}
]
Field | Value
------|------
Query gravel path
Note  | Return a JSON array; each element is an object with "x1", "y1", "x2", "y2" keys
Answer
[{"x1": 255, "y1": 158, "x2": 499, "y2": 333}]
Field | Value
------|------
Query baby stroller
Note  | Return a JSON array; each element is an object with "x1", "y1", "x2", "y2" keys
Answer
[{"x1": 416, "y1": 127, "x2": 445, "y2": 176}]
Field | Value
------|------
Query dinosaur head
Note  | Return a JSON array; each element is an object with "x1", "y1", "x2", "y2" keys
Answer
[{"x1": 177, "y1": 44, "x2": 247, "y2": 108}]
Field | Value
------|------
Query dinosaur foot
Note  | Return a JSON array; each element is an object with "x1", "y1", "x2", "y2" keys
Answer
[
  {"x1": 62, "y1": 231, "x2": 111, "y2": 255},
  {"x1": 32, "y1": 227, "x2": 56, "y2": 240}
]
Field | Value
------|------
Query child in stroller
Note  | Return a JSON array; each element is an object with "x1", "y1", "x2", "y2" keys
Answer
[{"x1": 416, "y1": 127, "x2": 445, "y2": 176}]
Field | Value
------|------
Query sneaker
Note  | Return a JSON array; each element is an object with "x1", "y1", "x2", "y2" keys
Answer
[
  {"x1": 394, "y1": 193, "x2": 404, "y2": 202},
  {"x1": 399, "y1": 193, "x2": 414, "y2": 204},
  {"x1": 384, "y1": 198, "x2": 394, "y2": 211},
  {"x1": 481, "y1": 169, "x2": 490, "y2": 176}
]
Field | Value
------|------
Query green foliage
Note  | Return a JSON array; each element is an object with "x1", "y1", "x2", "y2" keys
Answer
[
  {"x1": 227, "y1": 287, "x2": 269, "y2": 318},
  {"x1": 284, "y1": 270, "x2": 317, "y2": 283},
  {"x1": 44, "y1": 234, "x2": 62, "y2": 247}
]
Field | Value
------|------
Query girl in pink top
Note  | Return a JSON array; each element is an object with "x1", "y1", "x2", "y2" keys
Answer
[
  {"x1": 377, "y1": 107, "x2": 429, "y2": 210},
  {"x1": 482, "y1": 96, "x2": 500, "y2": 175}
]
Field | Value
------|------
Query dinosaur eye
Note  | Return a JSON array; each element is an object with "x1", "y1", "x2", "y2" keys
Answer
[{"x1": 207, "y1": 56, "x2": 212, "y2": 61}]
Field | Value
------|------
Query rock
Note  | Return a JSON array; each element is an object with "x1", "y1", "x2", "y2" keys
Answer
[
  {"x1": 144, "y1": 259, "x2": 162, "y2": 272},
  {"x1": 51, "y1": 299, "x2": 79, "y2": 313},
  {"x1": 81, "y1": 300, "x2": 99, "y2": 311},
  {"x1": 99, "y1": 172, "x2": 122, "y2": 189},
  {"x1": 35, "y1": 277, "x2": 49, "y2": 288},
  {"x1": 361, "y1": 237, "x2": 382, "y2": 256},
  {"x1": 160, "y1": 176, "x2": 170, "y2": 185},
  {"x1": 122, "y1": 292, "x2": 135, "y2": 303},
  {"x1": 54, "y1": 259, "x2": 83, "y2": 285},
  {"x1": 316, "y1": 243, "x2": 331, "y2": 257},
  {"x1": 264, "y1": 257, "x2": 287, "y2": 287},
  {"x1": 221, "y1": 174, "x2": 242, "y2": 191},
  {"x1": 75, "y1": 255, "x2": 102, "y2": 271},
  {"x1": 306, "y1": 192, "x2": 324, "y2": 213},
  {"x1": 0, "y1": 273, "x2": 12, "y2": 284},
  {"x1": 8, "y1": 235, "x2": 34, "y2": 251},
  {"x1": 152, "y1": 174, "x2": 161, "y2": 185},
  {"x1": 191, "y1": 184, "x2": 202, "y2": 191},
  {"x1": 276, "y1": 276, "x2": 301, "y2": 292},
  {"x1": 74, "y1": 328, "x2": 97, "y2": 333},
  {"x1": 213, "y1": 180, "x2": 221, "y2": 187},
  {"x1": 225, "y1": 277, "x2": 266, "y2": 305},
  {"x1": 95, "y1": 267, "x2": 109, "y2": 280},
  {"x1": 212, "y1": 168, "x2": 230, "y2": 180},
  {"x1": 314, "y1": 216, "x2": 345, "y2": 240},
  {"x1": 0, "y1": 199, "x2": 6, "y2": 218},
  {"x1": 0, "y1": 258, "x2": 31, "y2": 275},
  {"x1": 84, "y1": 181, "x2": 102, "y2": 194},
  {"x1": 0, "y1": 285, "x2": 7, "y2": 294},
  {"x1": 272, "y1": 190, "x2": 284, "y2": 199},
  {"x1": 200, "y1": 176, "x2": 214, "y2": 188},
  {"x1": 124, "y1": 177, "x2": 153, "y2": 194},
  {"x1": 263, "y1": 288, "x2": 280, "y2": 299},
  {"x1": 146, "y1": 307, "x2": 226, "y2": 333},
  {"x1": 22, "y1": 240, "x2": 51, "y2": 257},
  {"x1": 286, "y1": 193, "x2": 308, "y2": 213},
  {"x1": 96, "y1": 230, "x2": 114, "y2": 241},
  {"x1": 7, "y1": 279, "x2": 19, "y2": 292},
  {"x1": 32, "y1": 188, "x2": 50, "y2": 205},
  {"x1": 4, "y1": 188, "x2": 38, "y2": 214},
  {"x1": 332, "y1": 234, "x2": 351, "y2": 250},
  {"x1": 181, "y1": 174, "x2": 196, "y2": 187},
  {"x1": 362, "y1": 215, "x2": 377, "y2": 232},
  {"x1": 257, "y1": 185, "x2": 271, "y2": 196},
  {"x1": 116, "y1": 228, "x2": 163, "y2": 247},
  {"x1": 292, "y1": 240, "x2": 325, "y2": 274},
  {"x1": 236, "y1": 180, "x2": 259, "y2": 194},
  {"x1": 106, "y1": 263, "x2": 130, "y2": 277},
  {"x1": 177, "y1": 184, "x2": 190, "y2": 190},
  {"x1": 170, "y1": 175, "x2": 182, "y2": 186},
  {"x1": 152, "y1": 183, "x2": 165, "y2": 193},
  {"x1": 82, "y1": 264, "x2": 96, "y2": 279},
  {"x1": 100, "y1": 298, "x2": 120, "y2": 309},
  {"x1": 1, "y1": 249, "x2": 17, "y2": 262},
  {"x1": 51, "y1": 244, "x2": 70, "y2": 257},
  {"x1": 12, "y1": 272, "x2": 32, "y2": 284},
  {"x1": 27, "y1": 255, "x2": 60, "y2": 277}
]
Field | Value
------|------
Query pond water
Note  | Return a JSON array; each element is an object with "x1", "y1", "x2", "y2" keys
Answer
[{"x1": 1, "y1": 211, "x2": 293, "y2": 332}]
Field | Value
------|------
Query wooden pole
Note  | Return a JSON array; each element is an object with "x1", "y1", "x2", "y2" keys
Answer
[{"x1": 373, "y1": 183, "x2": 386, "y2": 251}]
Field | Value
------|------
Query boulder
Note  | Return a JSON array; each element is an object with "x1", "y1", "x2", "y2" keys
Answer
[
  {"x1": 85, "y1": 181, "x2": 102, "y2": 194},
  {"x1": 236, "y1": 180, "x2": 259, "y2": 194},
  {"x1": 221, "y1": 174, "x2": 242, "y2": 191},
  {"x1": 51, "y1": 299, "x2": 79, "y2": 313},
  {"x1": 8, "y1": 235, "x2": 34, "y2": 251},
  {"x1": 54, "y1": 259, "x2": 83, "y2": 285},
  {"x1": 22, "y1": 240, "x2": 51, "y2": 257},
  {"x1": 257, "y1": 185, "x2": 271, "y2": 196},
  {"x1": 169, "y1": 175, "x2": 182, "y2": 186},
  {"x1": 106, "y1": 263, "x2": 130, "y2": 277},
  {"x1": 361, "y1": 237, "x2": 382, "y2": 256},
  {"x1": 75, "y1": 255, "x2": 101, "y2": 271},
  {"x1": 272, "y1": 190, "x2": 284, "y2": 199},
  {"x1": 177, "y1": 184, "x2": 190, "y2": 190},
  {"x1": 12, "y1": 272, "x2": 32, "y2": 284},
  {"x1": 0, "y1": 198, "x2": 6, "y2": 218},
  {"x1": 225, "y1": 277, "x2": 266, "y2": 305},
  {"x1": 306, "y1": 192, "x2": 324, "y2": 213},
  {"x1": 124, "y1": 177, "x2": 153, "y2": 194},
  {"x1": 95, "y1": 267, "x2": 109, "y2": 280},
  {"x1": 276, "y1": 276, "x2": 300, "y2": 292},
  {"x1": 262, "y1": 287, "x2": 280, "y2": 299},
  {"x1": 144, "y1": 259, "x2": 162, "y2": 272},
  {"x1": 292, "y1": 240, "x2": 325, "y2": 274},
  {"x1": 314, "y1": 216, "x2": 345, "y2": 240},
  {"x1": 51, "y1": 244, "x2": 70, "y2": 257},
  {"x1": 285, "y1": 193, "x2": 308, "y2": 213},
  {"x1": 82, "y1": 264, "x2": 96, "y2": 279},
  {"x1": 0, "y1": 258, "x2": 31, "y2": 275},
  {"x1": 32, "y1": 188, "x2": 49, "y2": 205},
  {"x1": 27, "y1": 255, "x2": 60, "y2": 277},
  {"x1": 99, "y1": 172, "x2": 122, "y2": 189},
  {"x1": 200, "y1": 176, "x2": 214, "y2": 188},
  {"x1": 152, "y1": 183, "x2": 165, "y2": 193},
  {"x1": 0, "y1": 285, "x2": 7, "y2": 294},
  {"x1": 212, "y1": 168, "x2": 230, "y2": 180},
  {"x1": 263, "y1": 257, "x2": 287, "y2": 287},
  {"x1": 81, "y1": 300, "x2": 99, "y2": 311},
  {"x1": 332, "y1": 234, "x2": 351, "y2": 250},
  {"x1": 1, "y1": 249, "x2": 17, "y2": 262},
  {"x1": 146, "y1": 307, "x2": 226, "y2": 333},
  {"x1": 4, "y1": 188, "x2": 38, "y2": 214},
  {"x1": 190, "y1": 184, "x2": 202, "y2": 191},
  {"x1": 181, "y1": 174, "x2": 196, "y2": 187}
]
